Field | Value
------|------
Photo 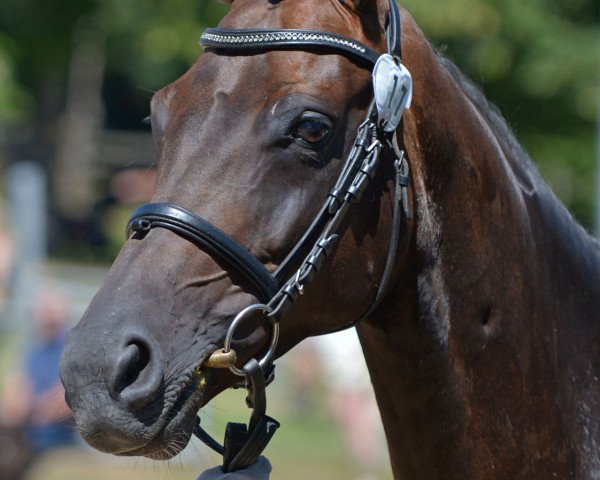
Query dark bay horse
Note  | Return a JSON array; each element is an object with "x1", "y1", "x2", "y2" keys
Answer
[{"x1": 59, "y1": 0, "x2": 600, "y2": 477}]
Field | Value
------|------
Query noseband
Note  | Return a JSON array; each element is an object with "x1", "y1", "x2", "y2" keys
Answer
[{"x1": 127, "y1": 0, "x2": 411, "y2": 472}]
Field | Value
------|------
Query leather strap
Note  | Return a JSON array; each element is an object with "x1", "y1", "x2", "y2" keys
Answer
[
  {"x1": 272, "y1": 202, "x2": 332, "y2": 285},
  {"x1": 200, "y1": 28, "x2": 381, "y2": 67},
  {"x1": 193, "y1": 359, "x2": 279, "y2": 472},
  {"x1": 369, "y1": 134, "x2": 410, "y2": 310},
  {"x1": 386, "y1": 0, "x2": 402, "y2": 59},
  {"x1": 272, "y1": 108, "x2": 376, "y2": 283},
  {"x1": 127, "y1": 203, "x2": 278, "y2": 303}
]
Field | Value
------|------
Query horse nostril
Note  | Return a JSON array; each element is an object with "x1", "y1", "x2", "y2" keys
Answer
[
  {"x1": 110, "y1": 339, "x2": 163, "y2": 410},
  {"x1": 118, "y1": 343, "x2": 151, "y2": 392}
]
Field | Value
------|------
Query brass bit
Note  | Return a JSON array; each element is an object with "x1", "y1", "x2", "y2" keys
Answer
[{"x1": 203, "y1": 348, "x2": 237, "y2": 369}]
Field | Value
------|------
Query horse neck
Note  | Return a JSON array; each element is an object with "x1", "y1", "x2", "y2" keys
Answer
[{"x1": 355, "y1": 14, "x2": 600, "y2": 479}]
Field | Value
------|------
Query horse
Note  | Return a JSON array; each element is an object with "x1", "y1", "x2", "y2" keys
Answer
[{"x1": 59, "y1": 0, "x2": 600, "y2": 478}]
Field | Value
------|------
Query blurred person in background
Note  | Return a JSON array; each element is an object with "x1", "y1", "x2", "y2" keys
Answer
[{"x1": 0, "y1": 288, "x2": 76, "y2": 475}]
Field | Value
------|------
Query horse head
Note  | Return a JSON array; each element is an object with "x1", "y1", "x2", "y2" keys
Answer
[
  {"x1": 60, "y1": 0, "x2": 412, "y2": 461},
  {"x1": 60, "y1": 0, "x2": 600, "y2": 475}
]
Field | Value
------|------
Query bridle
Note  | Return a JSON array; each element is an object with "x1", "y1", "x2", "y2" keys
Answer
[{"x1": 126, "y1": 0, "x2": 412, "y2": 472}]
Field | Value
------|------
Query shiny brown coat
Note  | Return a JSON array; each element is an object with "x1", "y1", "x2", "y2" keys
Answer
[{"x1": 60, "y1": 1, "x2": 600, "y2": 477}]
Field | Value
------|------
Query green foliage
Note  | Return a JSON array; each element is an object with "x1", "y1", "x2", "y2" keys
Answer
[
  {"x1": 0, "y1": 0, "x2": 227, "y2": 126},
  {"x1": 94, "y1": 0, "x2": 227, "y2": 90},
  {"x1": 0, "y1": 0, "x2": 597, "y2": 227},
  {"x1": 0, "y1": 33, "x2": 30, "y2": 128},
  {"x1": 0, "y1": 0, "x2": 98, "y2": 130},
  {"x1": 0, "y1": 0, "x2": 98, "y2": 87},
  {"x1": 402, "y1": 0, "x2": 599, "y2": 228}
]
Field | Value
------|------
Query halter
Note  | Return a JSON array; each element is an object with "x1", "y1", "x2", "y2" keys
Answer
[{"x1": 127, "y1": 0, "x2": 412, "y2": 472}]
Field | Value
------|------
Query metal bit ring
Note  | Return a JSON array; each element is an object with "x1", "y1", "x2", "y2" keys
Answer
[{"x1": 223, "y1": 303, "x2": 279, "y2": 377}]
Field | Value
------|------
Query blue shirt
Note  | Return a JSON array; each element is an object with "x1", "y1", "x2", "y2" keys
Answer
[
  {"x1": 24, "y1": 330, "x2": 75, "y2": 451},
  {"x1": 26, "y1": 332, "x2": 65, "y2": 395}
]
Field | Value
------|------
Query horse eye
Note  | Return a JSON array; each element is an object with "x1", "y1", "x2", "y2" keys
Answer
[{"x1": 293, "y1": 118, "x2": 331, "y2": 144}]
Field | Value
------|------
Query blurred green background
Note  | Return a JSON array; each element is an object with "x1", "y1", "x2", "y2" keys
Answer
[
  {"x1": 0, "y1": 0, "x2": 598, "y2": 255},
  {"x1": 0, "y1": 1, "x2": 597, "y2": 480}
]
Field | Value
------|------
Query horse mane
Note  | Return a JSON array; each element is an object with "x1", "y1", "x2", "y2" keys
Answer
[
  {"x1": 437, "y1": 54, "x2": 600, "y2": 255},
  {"x1": 437, "y1": 55, "x2": 539, "y2": 183}
]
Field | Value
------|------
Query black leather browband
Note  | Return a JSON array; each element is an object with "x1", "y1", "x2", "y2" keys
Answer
[{"x1": 200, "y1": 28, "x2": 382, "y2": 67}]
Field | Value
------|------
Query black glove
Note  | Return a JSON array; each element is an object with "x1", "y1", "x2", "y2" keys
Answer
[{"x1": 196, "y1": 456, "x2": 272, "y2": 480}]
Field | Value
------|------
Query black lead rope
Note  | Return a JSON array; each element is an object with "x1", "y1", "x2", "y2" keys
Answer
[{"x1": 193, "y1": 360, "x2": 279, "y2": 472}]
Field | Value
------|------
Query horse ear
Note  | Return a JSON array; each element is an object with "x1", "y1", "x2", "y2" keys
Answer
[
  {"x1": 350, "y1": 0, "x2": 389, "y2": 29},
  {"x1": 352, "y1": 0, "x2": 378, "y2": 14}
]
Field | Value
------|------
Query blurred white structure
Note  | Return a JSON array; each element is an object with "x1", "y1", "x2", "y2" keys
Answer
[{"x1": 5, "y1": 161, "x2": 47, "y2": 331}]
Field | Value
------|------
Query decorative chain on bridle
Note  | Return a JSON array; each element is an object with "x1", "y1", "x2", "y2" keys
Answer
[{"x1": 126, "y1": 0, "x2": 412, "y2": 472}]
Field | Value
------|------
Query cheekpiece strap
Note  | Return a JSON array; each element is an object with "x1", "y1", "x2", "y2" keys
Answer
[
  {"x1": 386, "y1": 0, "x2": 402, "y2": 59},
  {"x1": 200, "y1": 28, "x2": 381, "y2": 68}
]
